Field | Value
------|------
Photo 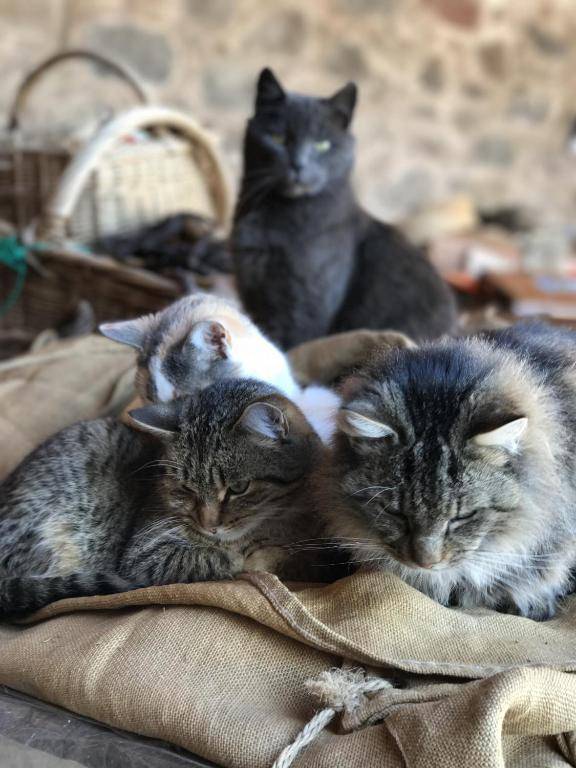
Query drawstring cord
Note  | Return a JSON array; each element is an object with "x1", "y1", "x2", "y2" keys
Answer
[{"x1": 271, "y1": 667, "x2": 393, "y2": 768}]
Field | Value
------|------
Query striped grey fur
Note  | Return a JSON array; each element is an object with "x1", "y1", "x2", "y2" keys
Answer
[
  {"x1": 326, "y1": 323, "x2": 576, "y2": 620},
  {"x1": 0, "y1": 379, "x2": 325, "y2": 618}
]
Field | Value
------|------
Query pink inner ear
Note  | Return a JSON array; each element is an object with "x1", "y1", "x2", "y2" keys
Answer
[{"x1": 206, "y1": 322, "x2": 230, "y2": 359}]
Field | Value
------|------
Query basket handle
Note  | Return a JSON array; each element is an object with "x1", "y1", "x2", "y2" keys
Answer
[
  {"x1": 39, "y1": 105, "x2": 232, "y2": 239},
  {"x1": 8, "y1": 49, "x2": 152, "y2": 130}
]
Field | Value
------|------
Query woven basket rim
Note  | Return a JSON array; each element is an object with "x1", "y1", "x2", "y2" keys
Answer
[{"x1": 32, "y1": 246, "x2": 181, "y2": 294}]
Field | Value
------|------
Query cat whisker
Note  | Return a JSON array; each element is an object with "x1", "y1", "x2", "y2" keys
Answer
[
  {"x1": 130, "y1": 460, "x2": 184, "y2": 476},
  {"x1": 470, "y1": 551, "x2": 563, "y2": 564},
  {"x1": 236, "y1": 173, "x2": 282, "y2": 215},
  {"x1": 351, "y1": 486, "x2": 394, "y2": 496},
  {"x1": 363, "y1": 488, "x2": 394, "y2": 507},
  {"x1": 344, "y1": 556, "x2": 390, "y2": 566},
  {"x1": 289, "y1": 536, "x2": 381, "y2": 545}
]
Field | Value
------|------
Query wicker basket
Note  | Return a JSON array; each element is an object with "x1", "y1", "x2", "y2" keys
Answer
[
  {"x1": 0, "y1": 49, "x2": 229, "y2": 242},
  {"x1": 0, "y1": 49, "x2": 231, "y2": 334}
]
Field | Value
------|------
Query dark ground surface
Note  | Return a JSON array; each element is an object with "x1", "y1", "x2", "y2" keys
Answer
[{"x1": 0, "y1": 687, "x2": 218, "y2": 768}]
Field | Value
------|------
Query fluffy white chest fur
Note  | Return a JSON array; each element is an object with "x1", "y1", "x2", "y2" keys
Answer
[
  {"x1": 232, "y1": 334, "x2": 300, "y2": 400},
  {"x1": 232, "y1": 334, "x2": 341, "y2": 443},
  {"x1": 293, "y1": 385, "x2": 341, "y2": 444}
]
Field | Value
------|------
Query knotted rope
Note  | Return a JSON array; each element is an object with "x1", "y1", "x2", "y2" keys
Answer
[
  {"x1": 271, "y1": 667, "x2": 393, "y2": 768},
  {"x1": 0, "y1": 236, "x2": 27, "y2": 316}
]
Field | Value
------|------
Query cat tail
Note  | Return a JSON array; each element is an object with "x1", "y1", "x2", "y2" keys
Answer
[{"x1": 0, "y1": 572, "x2": 139, "y2": 618}]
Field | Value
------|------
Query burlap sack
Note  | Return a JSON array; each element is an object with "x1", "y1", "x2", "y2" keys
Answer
[
  {"x1": 1, "y1": 335, "x2": 575, "y2": 767},
  {"x1": 0, "y1": 573, "x2": 575, "y2": 767},
  {"x1": 0, "y1": 335, "x2": 135, "y2": 481}
]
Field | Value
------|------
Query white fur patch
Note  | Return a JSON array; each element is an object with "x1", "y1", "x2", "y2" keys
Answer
[
  {"x1": 151, "y1": 357, "x2": 175, "y2": 403},
  {"x1": 232, "y1": 335, "x2": 300, "y2": 400},
  {"x1": 295, "y1": 385, "x2": 342, "y2": 444}
]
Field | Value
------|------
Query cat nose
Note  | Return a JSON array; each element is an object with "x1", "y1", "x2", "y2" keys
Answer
[
  {"x1": 411, "y1": 539, "x2": 444, "y2": 569},
  {"x1": 290, "y1": 156, "x2": 304, "y2": 173},
  {"x1": 197, "y1": 504, "x2": 220, "y2": 531}
]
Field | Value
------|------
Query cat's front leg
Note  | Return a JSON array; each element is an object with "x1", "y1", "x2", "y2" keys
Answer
[
  {"x1": 120, "y1": 539, "x2": 245, "y2": 586},
  {"x1": 499, "y1": 591, "x2": 559, "y2": 622},
  {"x1": 244, "y1": 546, "x2": 286, "y2": 574},
  {"x1": 456, "y1": 585, "x2": 558, "y2": 621}
]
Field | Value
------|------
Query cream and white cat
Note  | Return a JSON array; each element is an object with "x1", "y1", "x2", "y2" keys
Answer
[{"x1": 101, "y1": 293, "x2": 341, "y2": 442}]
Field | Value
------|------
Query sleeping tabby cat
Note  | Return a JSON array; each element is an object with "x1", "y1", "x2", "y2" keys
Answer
[
  {"x1": 0, "y1": 379, "x2": 323, "y2": 617},
  {"x1": 327, "y1": 323, "x2": 576, "y2": 620}
]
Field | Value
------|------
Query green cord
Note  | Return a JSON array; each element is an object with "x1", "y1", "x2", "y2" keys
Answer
[{"x1": 0, "y1": 236, "x2": 28, "y2": 316}]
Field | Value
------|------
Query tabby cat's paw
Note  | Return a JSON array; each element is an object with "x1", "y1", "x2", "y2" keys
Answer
[{"x1": 244, "y1": 547, "x2": 285, "y2": 573}]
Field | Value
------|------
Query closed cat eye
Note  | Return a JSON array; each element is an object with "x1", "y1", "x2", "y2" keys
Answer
[
  {"x1": 450, "y1": 510, "x2": 477, "y2": 525},
  {"x1": 314, "y1": 140, "x2": 331, "y2": 153},
  {"x1": 227, "y1": 481, "x2": 251, "y2": 497}
]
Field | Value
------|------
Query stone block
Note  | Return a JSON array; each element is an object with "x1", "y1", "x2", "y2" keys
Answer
[
  {"x1": 421, "y1": 0, "x2": 479, "y2": 29},
  {"x1": 89, "y1": 24, "x2": 172, "y2": 83},
  {"x1": 473, "y1": 136, "x2": 515, "y2": 167},
  {"x1": 420, "y1": 57, "x2": 444, "y2": 92},
  {"x1": 479, "y1": 42, "x2": 506, "y2": 80}
]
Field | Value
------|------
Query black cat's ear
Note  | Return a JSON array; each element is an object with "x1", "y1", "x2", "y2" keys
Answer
[
  {"x1": 128, "y1": 401, "x2": 181, "y2": 439},
  {"x1": 99, "y1": 316, "x2": 152, "y2": 350},
  {"x1": 237, "y1": 401, "x2": 289, "y2": 443},
  {"x1": 327, "y1": 82, "x2": 357, "y2": 128},
  {"x1": 256, "y1": 68, "x2": 286, "y2": 109},
  {"x1": 338, "y1": 408, "x2": 396, "y2": 440}
]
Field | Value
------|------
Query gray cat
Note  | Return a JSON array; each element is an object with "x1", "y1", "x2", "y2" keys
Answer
[
  {"x1": 325, "y1": 323, "x2": 576, "y2": 620},
  {"x1": 232, "y1": 68, "x2": 457, "y2": 349},
  {"x1": 0, "y1": 379, "x2": 323, "y2": 618}
]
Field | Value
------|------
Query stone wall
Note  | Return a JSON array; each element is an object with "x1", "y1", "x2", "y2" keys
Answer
[{"x1": 1, "y1": 0, "x2": 576, "y2": 225}]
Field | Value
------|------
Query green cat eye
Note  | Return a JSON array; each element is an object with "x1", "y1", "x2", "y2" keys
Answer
[
  {"x1": 228, "y1": 480, "x2": 250, "y2": 497},
  {"x1": 269, "y1": 133, "x2": 285, "y2": 145},
  {"x1": 314, "y1": 140, "x2": 331, "y2": 153}
]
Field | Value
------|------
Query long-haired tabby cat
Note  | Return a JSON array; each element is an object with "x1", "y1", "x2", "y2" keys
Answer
[
  {"x1": 0, "y1": 379, "x2": 323, "y2": 617},
  {"x1": 327, "y1": 323, "x2": 576, "y2": 620},
  {"x1": 231, "y1": 68, "x2": 457, "y2": 349}
]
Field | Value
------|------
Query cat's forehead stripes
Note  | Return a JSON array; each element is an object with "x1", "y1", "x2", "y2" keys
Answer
[
  {"x1": 400, "y1": 439, "x2": 461, "y2": 517},
  {"x1": 354, "y1": 341, "x2": 521, "y2": 441}
]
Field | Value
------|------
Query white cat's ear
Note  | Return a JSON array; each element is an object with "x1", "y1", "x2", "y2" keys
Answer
[
  {"x1": 471, "y1": 417, "x2": 528, "y2": 453},
  {"x1": 99, "y1": 317, "x2": 151, "y2": 350},
  {"x1": 128, "y1": 402, "x2": 180, "y2": 438},
  {"x1": 338, "y1": 408, "x2": 397, "y2": 440},
  {"x1": 256, "y1": 67, "x2": 286, "y2": 108},
  {"x1": 328, "y1": 82, "x2": 357, "y2": 127},
  {"x1": 188, "y1": 320, "x2": 231, "y2": 360},
  {"x1": 237, "y1": 401, "x2": 288, "y2": 442}
]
